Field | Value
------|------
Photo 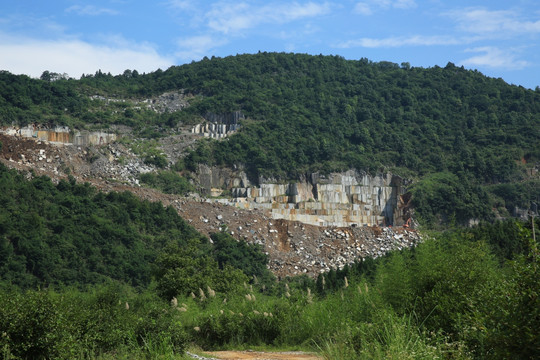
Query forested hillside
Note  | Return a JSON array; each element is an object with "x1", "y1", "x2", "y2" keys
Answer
[
  {"x1": 1, "y1": 51, "x2": 539, "y2": 358},
  {"x1": 1, "y1": 52, "x2": 539, "y2": 225},
  {"x1": 0, "y1": 164, "x2": 271, "y2": 290},
  {"x1": 0, "y1": 165, "x2": 537, "y2": 359}
]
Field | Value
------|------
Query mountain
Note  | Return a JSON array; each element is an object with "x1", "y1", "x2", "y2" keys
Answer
[{"x1": 1, "y1": 52, "x2": 539, "y2": 226}]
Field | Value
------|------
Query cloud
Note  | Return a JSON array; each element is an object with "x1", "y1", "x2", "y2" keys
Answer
[
  {"x1": 175, "y1": 35, "x2": 227, "y2": 61},
  {"x1": 165, "y1": 0, "x2": 195, "y2": 10},
  {"x1": 65, "y1": 5, "x2": 119, "y2": 16},
  {"x1": 447, "y1": 7, "x2": 540, "y2": 36},
  {"x1": 354, "y1": 3, "x2": 372, "y2": 15},
  {"x1": 0, "y1": 33, "x2": 174, "y2": 78},
  {"x1": 354, "y1": 0, "x2": 416, "y2": 15},
  {"x1": 206, "y1": 1, "x2": 331, "y2": 34},
  {"x1": 460, "y1": 46, "x2": 529, "y2": 70},
  {"x1": 336, "y1": 35, "x2": 465, "y2": 48}
]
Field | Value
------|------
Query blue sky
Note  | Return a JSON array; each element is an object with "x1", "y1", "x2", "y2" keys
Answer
[{"x1": 1, "y1": 0, "x2": 539, "y2": 89}]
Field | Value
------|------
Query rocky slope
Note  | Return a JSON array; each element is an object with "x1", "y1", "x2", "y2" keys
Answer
[{"x1": 0, "y1": 132, "x2": 420, "y2": 278}]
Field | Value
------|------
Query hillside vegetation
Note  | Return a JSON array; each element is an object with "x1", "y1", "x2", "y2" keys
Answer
[
  {"x1": 1, "y1": 53, "x2": 539, "y2": 226},
  {"x1": 0, "y1": 157, "x2": 538, "y2": 358},
  {"x1": 0, "y1": 171, "x2": 537, "y2": 359}
]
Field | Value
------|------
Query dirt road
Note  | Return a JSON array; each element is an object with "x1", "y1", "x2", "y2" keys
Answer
[{"x1": 203, "y1": 350, "x2": 323, "y2": 360}]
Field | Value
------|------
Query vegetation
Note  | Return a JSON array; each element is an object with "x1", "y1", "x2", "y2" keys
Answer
[
  {"x1": 0, "y1": 164, "x2": 206, "y2": 289},
  {"x1": 1, "y1": 53, "x2": 539, "y2": 358},
  {"x1": 1, "y1": 213, "x2": 538, "y2": 358},
  {"x1": 0, "y1": 167, "x2": 538, "y2": 358},
  {"x1": 1, "y1": 53, "x2": 538, "y2": 226},
  {"x1": 0, "y1": 283, "x2": 189, "y2": 359},
  {"x1": 139, "y1": 170, "x2": 195, "y2": 195}
]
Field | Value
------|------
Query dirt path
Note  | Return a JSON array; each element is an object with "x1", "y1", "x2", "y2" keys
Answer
[{"x1": 203, "y1": 350, "x2": 323, "y2": 360}]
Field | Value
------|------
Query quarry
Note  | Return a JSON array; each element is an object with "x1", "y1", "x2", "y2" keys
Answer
[{"x1": 0, "y1": 125, "x2": 418, "y2": 278}]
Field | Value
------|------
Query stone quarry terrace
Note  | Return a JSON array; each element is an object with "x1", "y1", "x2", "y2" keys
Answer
[{"x1": 217, "y1": 172, "x2": 407, "y2": 228}]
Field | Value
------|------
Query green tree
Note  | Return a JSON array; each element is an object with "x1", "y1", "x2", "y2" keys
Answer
[{"x1": 154, "y1": 239, "x2": 248, "y2": 300}]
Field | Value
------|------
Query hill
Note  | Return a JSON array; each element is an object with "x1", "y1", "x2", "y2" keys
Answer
[
  {"x1": 0, "y1": 53, "x2": 539, "y2": 359},
  {"x1": 1, "y1": 52, "x2": 539, "y2": 226}
]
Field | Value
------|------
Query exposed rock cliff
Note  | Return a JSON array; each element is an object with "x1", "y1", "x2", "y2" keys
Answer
[
  {"x1": 191, "y1": 111, "x2": 243, "y2": 139},
  {"x1": 197, "y1": 167, "x2": 409, "y2": 227}
]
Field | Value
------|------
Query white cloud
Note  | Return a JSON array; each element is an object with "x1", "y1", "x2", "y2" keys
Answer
[
  {"x1": 354, "y1": 0, "x2": 416, "y2": 15},
  {"x1": 354, "y1": 3, "x2": 372, "y2": 15},
  {"x1": 0, "y1": 33, "x2": 174, "y2": 78},
  {"x1": 336, "y1": 35, "x2": 464, "y2": 48},
  {"x1": 65, "y1": 5, "x2": 119, "y2": 16},
  {"x1": 393, "y1": 0, "x2": 416, "y2": 10},
  {"x1": 206, "y1": 1, "x2": 331, "y2": 34},
  {"x1": 165, "y1": 0, "x2": 195, "y2": 10},
  {"x1": 447, "y1": 7, "x2": 540, "y2": 36},
  {"x1": 460, "y1": 46, "x2": 529, "y2": 70},
  {"x1": 175, "y1": 35, "x2": 227, "y2": 61}
]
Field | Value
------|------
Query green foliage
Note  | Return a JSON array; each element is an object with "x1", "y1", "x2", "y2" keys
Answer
[
  {"x1": 1, "y1": 218, "x2": 538, "y2": 358},
  {"x1": 0, "y1": 284, "x2": 188, "y2": 359},
  {"x1": 130, "y1": 139, "x2": 169, "y2": 168},
  {"x1": 463, "y1": 219, "x2": 536, "y2": 262},
  {"x1": 139, "y1": 170, "x2": 195, "y2": 195},
  {"x1": 410, "y1": 172, "x2": 492, "y2": 226},
  {"x1": 195, "y1": 305, "x2": 282, "y2": 348},
  {"x1": 0, "y1": 164, "x2": 201, "y2": 288},
  {"x1": 487, "y1": 180, "x2": 540, "y2": 216},
  {"x1": 210, "y1": 232, "x2": 275, "y2": 286},
  {"x1": 154, "y1": 238, "x2": 248, "y2": 300},
  {"x1": 410, "y1": 236, "x2": 501, "y2": 337}
]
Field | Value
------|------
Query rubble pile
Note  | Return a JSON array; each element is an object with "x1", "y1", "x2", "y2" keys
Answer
[
  {"x1": 174, "y1": 200, "x2": 420, "y2": 278},
  {"x1": 0, "y1": 134, "x2": 154, "y2": 186},
  {"x1": 90, "y1": 91, "x2": 191, "y2": 114}
]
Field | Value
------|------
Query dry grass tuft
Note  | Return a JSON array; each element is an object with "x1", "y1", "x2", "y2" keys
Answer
[{"x1": 199, "y1": 288, "x2": 206, "y2": 301}]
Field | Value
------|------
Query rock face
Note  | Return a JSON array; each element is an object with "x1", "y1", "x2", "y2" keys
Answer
[
  {"x1": 197, "y1": 164, "x2": 251, "y2": 194},
  {"x1": 1, "y1": 126, "x2": 116, "y2": 146},
  {"x1": 231, "y1": 171, "x2": 407, "y2": 227},
  {"x1": 191, "y1": 111, "x2": 243, "y2": 139},
  {"x1": 206, "y1": 170, "x2": 408, "y2": 227}
]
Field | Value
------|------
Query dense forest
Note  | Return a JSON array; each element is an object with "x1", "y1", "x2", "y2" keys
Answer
[
  {"x1": 1, "y1": 53, "x2": 539, "y2": 226},
  {"x1": 0, "y1": 164, "x2": 270, "y2": 290}
]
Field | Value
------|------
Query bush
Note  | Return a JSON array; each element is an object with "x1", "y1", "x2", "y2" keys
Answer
[
  {"x1": 0, "y1": 284, "x2": 189, "y2": 359},
  {"x1": 139, "y1": 170, "x2": 194, "y2": 195}
]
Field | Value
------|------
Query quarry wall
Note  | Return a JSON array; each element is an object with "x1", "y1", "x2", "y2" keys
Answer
[
  {"x1": 1, "y1": 125, "x2": 116, "y2": 146},
  {"x1": 191, "y1": 111, "x2": 243, "y2": 139},
  {"x1": 200, "y1": 168, "x2": 409, "y2": 228}
]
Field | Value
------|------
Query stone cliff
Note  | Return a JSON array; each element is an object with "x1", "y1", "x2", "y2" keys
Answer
[
  {"x1": 191, "y1": 111, "x2": 243, "y2": 139},
  {"x1": 1, "y1": 125, "x2": 117, "y2": 146},
  {"x1": 198, "y1": 167, "x2": 409, "y2": 228}
]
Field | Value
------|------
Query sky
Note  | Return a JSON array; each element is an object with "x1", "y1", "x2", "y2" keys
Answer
[{"x1": 1, "y1": 0, "x2": 539, "y2": 89}]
